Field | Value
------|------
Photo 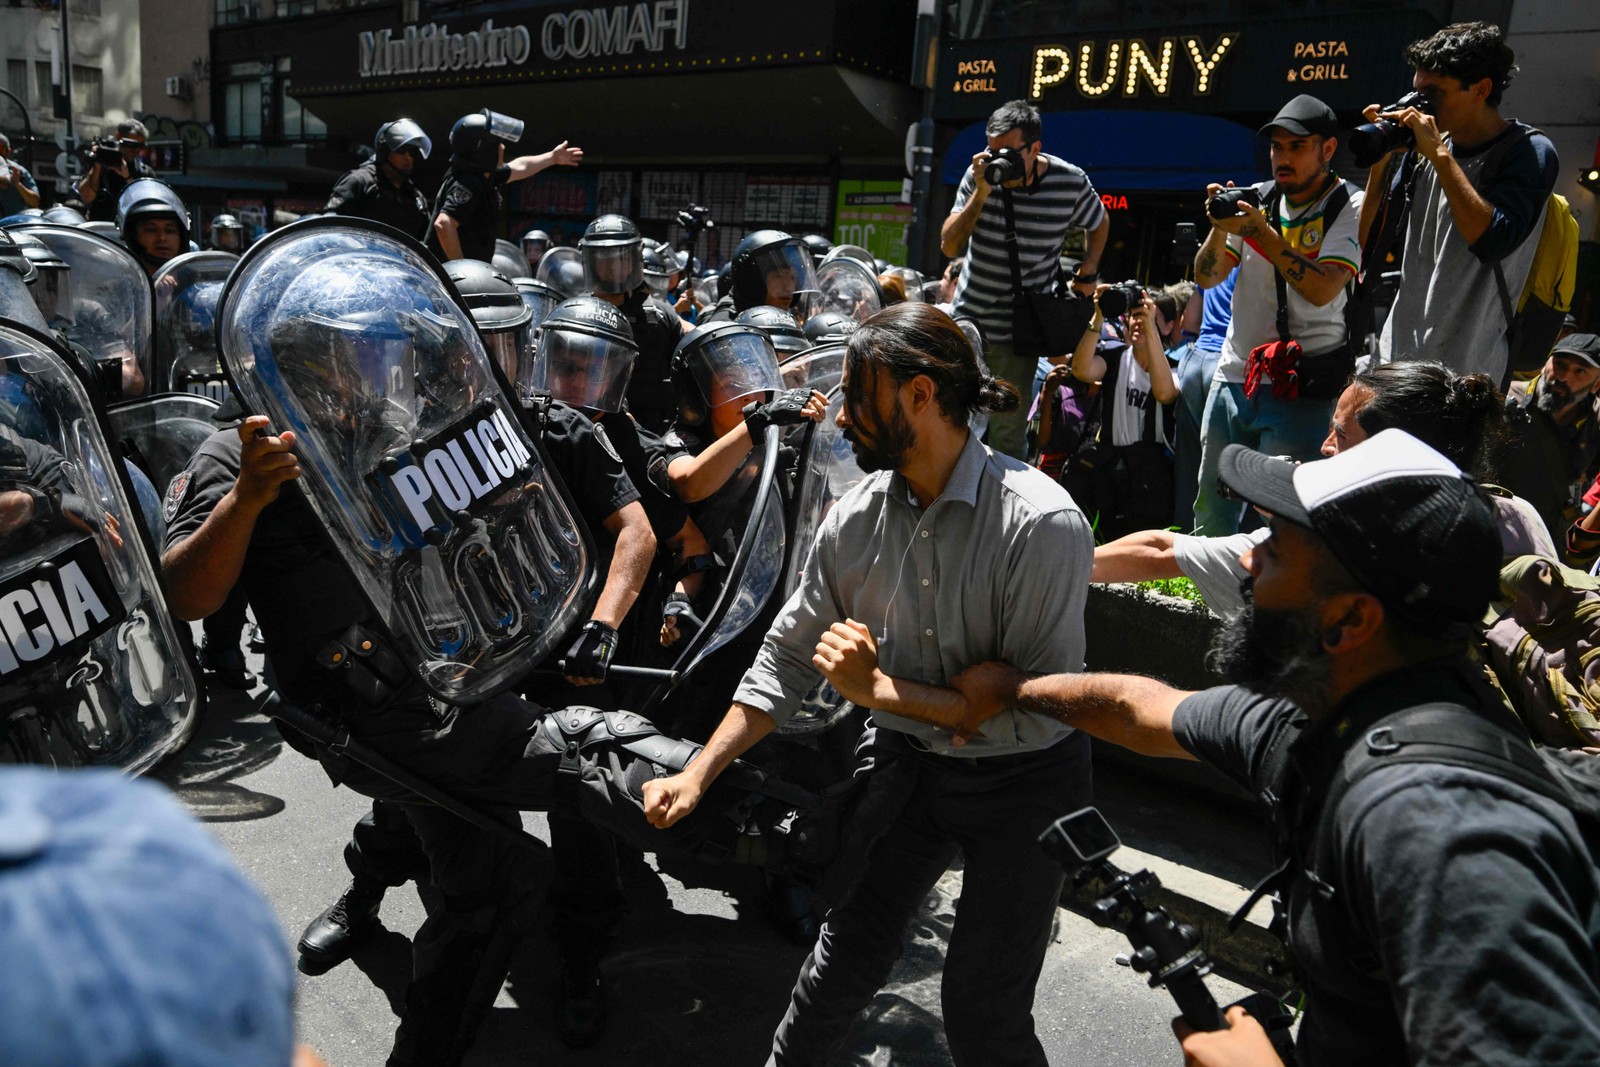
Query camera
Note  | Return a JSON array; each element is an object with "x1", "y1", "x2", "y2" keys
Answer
[
  {"x1": 90, "y1": 138, "x2": 122, "y2": 167},
  {"x1": 1206, "y1": 186, "x2": 1262, "y2": 221},
  {"x1": 1348, "y1": 90, "x2": 1432, "y2": 168},
  {"x1": 676, "y1": 203, "x2": 713, "y2": 241},
  {"x1": 1097, "y1": 280, "x2": 1145, "y2": 319},
  {"x1": 983, "y1": 146, "x2": 1027, "y2": 186}
]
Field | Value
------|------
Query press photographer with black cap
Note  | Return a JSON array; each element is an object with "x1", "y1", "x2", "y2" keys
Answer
[{"x1": 942, "y1": 432, "x2": 1600, "y2": 1066}]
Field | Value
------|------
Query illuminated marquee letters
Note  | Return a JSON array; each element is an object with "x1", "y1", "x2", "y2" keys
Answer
[{"x1": 1029, "y1": 34, "x2": 1237, "y2": 99}]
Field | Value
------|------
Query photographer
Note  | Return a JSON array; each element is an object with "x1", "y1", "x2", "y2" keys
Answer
[
  {"x1": 1364, "y1": 22, "x2": 1558, "y2": 386},
  {"x1": 74, "y1": 120, "x2": 155, "y2": 223},
  {"x1": 949, "y1": 435, "x2": 1600, "y2": 1067},
  {"x1": 0, "y1": 134, "x2": 40, "y2": 215},
  {"x1": 1191, "y1": 95, "x2": 1363, "y2": 536},
  {"x1": 942, "y1": 99, "x2": 1109, "y2": 460}
]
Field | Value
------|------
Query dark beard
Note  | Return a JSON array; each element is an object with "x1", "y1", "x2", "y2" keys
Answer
[
  {"x1": 844, "y1": 399, "x2": 916, "y2": 473},
  {"x1": 1534, "y1": 379, "x2": 1569, "y2": 415},
  {"x1": 1207, "y1": 601, "x2": 1334, "y2": 712}
]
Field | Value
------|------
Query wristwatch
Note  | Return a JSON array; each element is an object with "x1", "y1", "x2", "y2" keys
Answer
[{"x1": 1073, "y1": 269, "x2": 1100, "y2": 285}]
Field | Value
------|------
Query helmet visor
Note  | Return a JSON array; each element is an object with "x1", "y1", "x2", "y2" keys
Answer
[
  {"x1": 482, "y1": 326, "x2": 533, "y2": 397},
  {"x1": 0, "y1": 269, "x2": 48, "y2": 333},
  {"x1": 384, "y1": 119, "x2": 433, "y2": 160},
  {"x1": 818, "y1": 260, "x2": 883, "y2": 322},
  {"x1": 750, "y1": 243, "x2": 821, "y2": 323},
  {"x1": 687, "y1": 330, "x2": 782, "y2": 411},
  {"x1": 521, "y1": 236, "x2": 549, "y2": 261},
  {"x1": 483, "y1": 110, "x2": 525, "y2": 145},
  {"x1": 29, "y1": 269, "x2": 72, "y2": 327},
  {"x1": 582, "y1": 243, "x2": 643, "y2": 295},
  {"x1": 532, "y1": 328, "x2": 636, "y2": 413},
  {"x1": 213, "y1": 227, "x2": 244, "y2": 253}
]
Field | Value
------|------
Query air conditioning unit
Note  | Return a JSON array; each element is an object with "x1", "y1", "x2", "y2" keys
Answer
[{"x1": 164, "y1": 75, "x2": 192, "y2": 100}]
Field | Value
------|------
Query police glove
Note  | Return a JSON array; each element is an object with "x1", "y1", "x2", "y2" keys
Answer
[
  {"x1": 565, "y1": 619, "x2": 619, "y2": 683},
  {"x1": 743, "y1": 388, "x2": 815, "y2": 434}
]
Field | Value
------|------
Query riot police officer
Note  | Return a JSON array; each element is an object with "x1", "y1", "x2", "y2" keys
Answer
[
  {"x1": 520, "y1": 227, "x2": 552, "y2": 272},
  {"x1": 324, "y1": 119, "x2": 434, "y2": 242},
  {"x1": 116, "y1": 179, "x2": 189, "y2": 277},
  {"x1": 578, "y1": 214, "x2": 687, "y2": 434},
  {"x1": 207, "y1": 213, "x2": 245, "y2": 254},
  {"x1": 702, "y1": 229, "x2": 822, "y2": 324},
  {"x1": 428, "y1": 109, "x2": 583, "y2": 263}
]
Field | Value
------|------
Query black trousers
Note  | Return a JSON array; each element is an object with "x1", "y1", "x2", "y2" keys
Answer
[{"x1": 767, "y1": 729, "x2": 1093, "y2": 1067}]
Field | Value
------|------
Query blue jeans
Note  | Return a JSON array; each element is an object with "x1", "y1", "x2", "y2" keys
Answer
[
  {"x1": 1173, "y1": 344, "x2": 1221, "y2": 532},
  {"x1": 1192, "y1": 378, "x2": 1334, "y2": 536}
]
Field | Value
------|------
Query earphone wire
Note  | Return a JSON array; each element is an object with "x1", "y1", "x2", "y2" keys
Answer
[{"x1": 879, "y1": 507, "x2": 933, "y2": 646}]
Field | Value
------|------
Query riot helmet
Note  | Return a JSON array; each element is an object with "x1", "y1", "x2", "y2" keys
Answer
[
  {"x1": 0, "y1": 229, "x2": 48, "y2": 333},
  {"x1": 492, "y1": 239, "x2": 531, "y2": 282},
  {"x1": 444, "y1": 258, "x2": 533, "y2": 390},
  {"x1": 823, "y1": 244, "x2": 875, "y2": 268},
  {"x1": 535, "y1": 245, "x2": 585, "y2": 299},
  {"x1": 375, "y1": 118, "x2": 432, "y2": 163},
  {"x1": 207, "y1": 214, "x2": 245, "y2": 253},
  {"x1": 0, "y1": 209, "x2": 45, "y2": 227},
  {"x1": 514, "y1": 277, "x2": 564, "y2": 334},
  {"x1": 579, "y1": 214, "x2": 644, "y2": 296},
  {"x1": 802, "y1": 310, "x2": 858, "y2": 345},
  {"x1": 736, "y1": 305, "x2": 810, "y2": 359},
  {"x1": 671, "y1": 321, "x2": 782, "y2": 428},
  {"x1": 9, "y1": 229, "x2": 71, "y2": 329},
  {"x1": 886, "y1": 266, "x2": 927, "y2": 302},
  {"x1": 729, "y1": 230, "x2": 820, "y2": 319},
  {"x1": 42, "y1": 205, "x2": 88, "y2": 227},
  {"x1": 816, "y1": 257, "x2": 884, "y2": 322},
  {"x1": 520, "y1": 228, "x2": 552, "y2": 268},
  {"x1": 953, "y1": 315, "x2": 987, "y2": 366},
  {"x1": 449, "y1": 109, "x2": 524, "y2": 170},
  {"x1": 641, "y1": 240, "x2": 681, "y2": 297},
  {"x1": 799, "y1": 233, "x2": 834, "y2": 267},
  {"x1": 81, "y1": 220, "x2": 121, "y2": 243},
  {"x1": 115, "y1": 179, "x2": 190, "y2": 270},
  {"x1": 531, "y1": 295, "x2": 638, "y2": 413}
]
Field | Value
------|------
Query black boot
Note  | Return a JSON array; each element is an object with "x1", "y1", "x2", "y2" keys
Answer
[
  {"x1": 298, "y1": 880, "x2": 384, "y2": 968},
  {"x1": 555, "y1": 950, "x2": 607, "y2": 1049},
  {"x1": 200, "y1": 636, "x2": 257, "y2": 690}
]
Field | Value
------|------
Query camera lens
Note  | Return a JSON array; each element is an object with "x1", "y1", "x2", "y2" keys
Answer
[{"x1": 1206, "y1": 187, "x2": 1262, "y2": 221}]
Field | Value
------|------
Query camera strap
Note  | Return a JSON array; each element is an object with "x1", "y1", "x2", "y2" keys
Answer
[
  {"x1": 999, "y1": 186, "x2": 1025, "y2": 295},
  {"x1": 1267, "y1": 182, "x2": 1354, "y2": 345}
]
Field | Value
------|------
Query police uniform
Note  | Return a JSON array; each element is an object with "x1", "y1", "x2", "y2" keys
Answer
[
  {"x1": 654, "y1": 422, "x2": 763, "y2": 562},
  {"x1": 617, "y1": 289, "x2": 689, "y2": 436},
  {"x1": 426, "y1": 165, "x2": 505, "y2": 263},
  {"x1": 324, "y1": 160, "x2": 432, "y2": 243},
  {"x1": 594, "y1": 410, "x2": 686, "y2": 544}
]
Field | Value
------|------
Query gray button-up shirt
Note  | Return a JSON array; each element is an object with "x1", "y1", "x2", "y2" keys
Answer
[{"x1": 734, "y1": 430, "x2": 1092, "y2": 756}]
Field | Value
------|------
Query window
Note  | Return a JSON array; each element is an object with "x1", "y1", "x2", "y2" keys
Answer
[
  {"x1": 276, "y1": 0, "x2": 316, "y2": 14},
  {"x1": 71, "y1": 65, "x2": 102, "y2": 116},
  {"x1": 5, "y1": 60, "x2": 26, "y2": 107},
  {"x1": 215, "y1": 0, "x2": 262, "y2": 26},
  {"x1": 33, "y1": 62, "x2": 51, "y2": 109},
  {"x1": 222, "y1": 61, "x2": 266, "y2": 142}
]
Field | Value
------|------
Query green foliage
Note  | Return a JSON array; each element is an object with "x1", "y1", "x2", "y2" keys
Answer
[{"x1": 1133, "y1": 575, "x2": 1204, "y2": 603}]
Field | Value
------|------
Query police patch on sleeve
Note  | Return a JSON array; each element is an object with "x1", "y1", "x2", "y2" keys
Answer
[
  {"x1": 647, "y1": 455, "x2": 673, "y2": 496},
  {"x1": 592, "y1": 423, "x2": 622, "y2": 464},
  {"x1": 162, "y1": 469, "x2": 193, "y2": 525}
]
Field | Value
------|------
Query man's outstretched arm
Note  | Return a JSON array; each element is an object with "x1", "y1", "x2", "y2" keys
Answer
[
  {"x1": 951, "y1": 664, "x2": 1198, "y2": 759},
  {"x1": 642, "y1": 703, "x2": 776, "y2": 828}
]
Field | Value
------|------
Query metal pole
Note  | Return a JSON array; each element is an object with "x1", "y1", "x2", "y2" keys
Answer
[
  {"x1": 60, "y1": 0, "x2": 74, "y2": 149},
  {"x1": 903, "y1": 0, "x2": 943, "y2": 273}
]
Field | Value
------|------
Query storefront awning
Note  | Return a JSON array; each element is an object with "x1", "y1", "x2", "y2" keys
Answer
[{"x1": 941, "y1": 110, "x2": 1260, "y2": 191}]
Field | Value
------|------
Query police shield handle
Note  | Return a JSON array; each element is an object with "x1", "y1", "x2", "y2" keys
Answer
[{"x1": 235, "y1": 416, "x2": 301, "y2": 512}]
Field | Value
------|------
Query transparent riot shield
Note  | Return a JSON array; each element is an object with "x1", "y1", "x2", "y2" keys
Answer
[
  {"x1": 0, "y1": 320, "x2": 202, "y2": 771},
  {"x1": 9, "y1": 223, "x2": 155, "y2": 402},
  {"x1": 816, "y1": 258, "x2": 883, "y2": 323},
  {"x1": 106, "y1": 392, "x2": 222, "y2": 494},
  {"x1": 493, "y1": 238, "x2": 531, "y2": 282},
  {"x1": 217, "y1": 217, "x2": 593, "y2": 704},
  {"x1": 152, "y1": 250, "x2": 238, "y2": 401}
]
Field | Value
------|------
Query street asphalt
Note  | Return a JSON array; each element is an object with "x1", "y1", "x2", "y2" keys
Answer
[{"x1": 157, "y1": 650, "x2": 1264, "y2": 1067}]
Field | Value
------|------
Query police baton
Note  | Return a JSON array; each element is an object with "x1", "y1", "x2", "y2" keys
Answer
[{"x1": 543, "y1": 661, "x2": 681, "y2": 684}]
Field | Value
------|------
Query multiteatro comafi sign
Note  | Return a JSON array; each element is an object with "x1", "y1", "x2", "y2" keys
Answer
[{"x1": 933, "y1": 12, "x2": 1437, "y2": 121}]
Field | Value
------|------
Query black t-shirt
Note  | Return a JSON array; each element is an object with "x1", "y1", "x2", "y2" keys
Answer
[
  {"x1": 85, "y1": 157, "x2": 157, "y2": 222},
  {"x1": 619, "y1": 288, "x2": 687, "y2": 435},
  {"x1": 656, "y1": 421, "x2": 761, "y2": 558},
  {"x1": 324, "y1": 161, "x2": 432, "y2": 243},
  {"x1": 427, "y1": 165, "x2": 504, "y2": 263},
  {"x1": 1173, "y1": 670, "x2": 1600, "y2": 1067},
  {"x1": 537, "y1": 401, "x2": 640, "y2": 533},
  {"x1": 594, "y1": 410, "x2": 685, "y2": 543},
  {"x1": 162, "y1": 429, "x2": 371, "y2": 704}
]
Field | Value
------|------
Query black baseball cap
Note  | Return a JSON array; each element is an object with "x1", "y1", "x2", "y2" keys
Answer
[
  {"x1": 1218, "y1": 430, "x2": 1500, "y2": 629},
  {"x1": 1260, "y1": 94, "x2": 1339, "y2": 140},
  {"x1": 1552, "y1": 332, "x2": 1600, "y2": 369}
]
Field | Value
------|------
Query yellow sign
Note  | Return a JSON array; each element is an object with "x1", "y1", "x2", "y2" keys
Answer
[
  {"x1": 1029, "y1": 34, "x2": 1237, "y2": 100},
  {"x1": 953, "y1": 57, "x2": 999, "y2": 93},
  {"x1": 1286, "y1": 40, "x2": 1351, "y2": 83}
]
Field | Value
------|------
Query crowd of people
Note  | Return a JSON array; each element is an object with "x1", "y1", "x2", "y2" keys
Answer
[{"x1": 0, "y1": 16, "x2": 1597, "y2": 1067}]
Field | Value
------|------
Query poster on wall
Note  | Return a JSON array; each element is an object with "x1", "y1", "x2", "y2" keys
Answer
[{"x1": 834, "y1": 181, "x2": 910, "y2": 265}]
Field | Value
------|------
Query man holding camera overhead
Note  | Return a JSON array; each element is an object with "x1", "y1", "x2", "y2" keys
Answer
[
  {"x1": 74, "y1": 119, "x2": 156, "y2": 223},
  {"x1": 1190, "y1": 94, "x2": 1363, "y2": 536},
  {"x1": 942, "y1": 99, "x2": 1110, "y2": 460},
  {"x1": 1361, "y1": 21, "x2": 1558, "y2": 386}
]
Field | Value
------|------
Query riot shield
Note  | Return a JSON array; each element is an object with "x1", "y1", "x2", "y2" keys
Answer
[
  {"x1": 106, "y1": 392, "x2": 222, "y2": 494},
  {"x1": 0, "y1": 319, "x2": 203, "y2": 771},
  {"x1": 492, "y1": 238, "x2": 531, "y2": 281},
  {"x1": 816, "y1": 258, "x2": 883, "y2": 323},
  {"x1": 8, "y1": 223, "x2": 155, "y2": 401},
  {"x1": 217, "y1": 217, "x2": 594, "y2": 704},
  {"x1": 152, "y1": 250, "x2": 238, "y2": 401}
]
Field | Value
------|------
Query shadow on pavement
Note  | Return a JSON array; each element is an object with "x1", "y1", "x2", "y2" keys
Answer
[{"x1": 157, "y1": 677, "x2": 287, "y2": 822}]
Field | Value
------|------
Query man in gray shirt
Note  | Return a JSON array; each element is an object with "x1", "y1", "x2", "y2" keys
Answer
[{"x1": 644, "y1": 303, "x2": 1095, "y2": 1067}]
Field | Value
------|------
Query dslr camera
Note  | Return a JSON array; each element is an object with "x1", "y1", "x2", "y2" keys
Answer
[
  {"x1": 983, "y1": 146, "x2": 1027, "y2": 186},
  {"x1": 1349, "y1": 91, "x2": 1433, "y2": 168},
  {"x1": 1097, "y1": 280, "x2": 1145, "y2": 319},
  {"x1": 1206, "y1": 186, "x2": 1262, "y2": 220},
  {"x1": 676, "y1": 203, "x2": 713, "y2": 243},
  {"x1": 88, "y1": 138, "x2": 123, "y2": 167}
]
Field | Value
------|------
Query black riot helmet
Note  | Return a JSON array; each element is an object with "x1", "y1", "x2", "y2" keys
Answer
[
  {"x1": 375, "y1": 118, "x2": 432, "y2": 163},
  {"x1": 802, "y1": 310, "x2": 858, "y2": 345},
  {"x1": 531, "y1": 295, "x2": 638, "y2": 414},
  {"x1": 670, "y1": 320, "x2": 782, "y2": 429},
  {"x1": 115, "y1": 178, "x2": 191, "y2": 267},
  {"x1": 448, "y1": 109, "x2": 524, "y2": 170},
  {"x1": 579, "y1": 214, "x2": 644, "y2": 296},
  {"x1": 443, "y1": 258, "x2": 533, "y2": 388},
  {"x1": 9, "y1": 228, "x2": 72, "y2": 328},
  {"x1": 0, "y1": 228, "x2": 49, "y2": 334},
  {"x1": 799, "y1": 233, "x2": 834, "y2": 267},
  {"x1": 521, "y1": 228, "x2": 552, "y2": 266},
  {"x1": 0, "y1": 228, "x2": 38, "y2": 286},
  {"x1": 729, "y1": 229, "x2": 821, "y2": 319},
  {"x1": 736, "y1": 305, "x2": 810, "y2": 359},
  {"x1": 208, "y1": 213, "x2": 245, "y2": 253},
  {"x1": 42, "y1": 205, "x2": 88, "y2": 227},
  {"x1": 641, "y1": 240, "x2": 681, "y2": 296}
]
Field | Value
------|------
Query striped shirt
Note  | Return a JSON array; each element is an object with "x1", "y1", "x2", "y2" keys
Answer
[{"x1": 949, "y1": 153, "x2": 1106, "y2": 344}]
